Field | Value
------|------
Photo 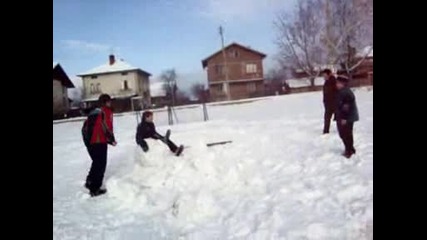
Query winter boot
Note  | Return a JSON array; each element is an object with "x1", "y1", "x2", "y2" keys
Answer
[
  {"x1": 84, "y1": 180, "x2": 91, "y2": 190},
  {"x1": 342, "y1": 150, "x2": 353, "y2": 159},
  {"x1": 90, "y1": 188, "x2": 107, "y2": 197},
  {"x1": 165, "y1": 129, "x2": 171, "y2": 141},
  {"x1": 175, "y1": 145, "x2": 184, "y2": 156}
]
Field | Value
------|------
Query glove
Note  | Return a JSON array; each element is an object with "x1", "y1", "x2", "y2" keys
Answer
[
  {"x1": 342, "y1": 104, "x2": 350, "y2": 112},
  {"x1": 142, "y1": 144, "x2": 149, "y2": 152}
]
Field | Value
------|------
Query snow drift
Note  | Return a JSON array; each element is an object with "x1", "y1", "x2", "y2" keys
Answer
[{"x1": 53, "y1": 88, "x2": 373, "y2": 240}]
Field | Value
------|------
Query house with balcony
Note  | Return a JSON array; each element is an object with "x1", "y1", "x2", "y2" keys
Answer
[{"x1": 201, "y1": 42, "x2": 266, "y2": 101}]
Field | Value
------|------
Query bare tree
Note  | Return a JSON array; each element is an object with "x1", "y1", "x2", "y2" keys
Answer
[
  {"x1": 321, "y1": 0, "x2": 373, "y2": 79},
  {"x1": 265, "y1": 68, "x2": 292, "y2": 94},
  {"x1": 275, "y1": 0, "x2": 373, "y2": 83},
  {"x1": 160, "y1": 69, "x2": 178, "y2": 106},
  {"x1": 69, "y1": 86, "x2": 84, "y2": 108},
  {"x1": 274, "y1": 0, "x2": 326, "y2": 87},
  {"x1": 190, "y1": 83, "x2": 206, "y2": 102},
  {"x1": 175, "y1": 90, "x2": 191, "y2": 106}
]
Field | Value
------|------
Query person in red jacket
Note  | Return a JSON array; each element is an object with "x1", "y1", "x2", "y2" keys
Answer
[{"x1": 82, "y1": 94, "x2": 117, "y2": 197}]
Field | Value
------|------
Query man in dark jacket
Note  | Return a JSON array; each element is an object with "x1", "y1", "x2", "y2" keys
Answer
[
  {"x1": 82, "y1": 94, "x2": 117, "y2": 197},
  {"x1": 322, "y1": 69, "x2": 338, "y2": 134},
  {"x1": 136, "y1": 111, "x2": 183, "y2": 156},
  {"x1": 335, "y1": 76, "x2": 359, "y2": 158}
]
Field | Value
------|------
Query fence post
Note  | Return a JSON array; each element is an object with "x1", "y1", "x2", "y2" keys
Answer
[
  {"x1": 202, "y1": 103, "x2": 209, "y2": 121},
  {"x1": 167, "y1": 105, "x2": 173, "y2": 125}
]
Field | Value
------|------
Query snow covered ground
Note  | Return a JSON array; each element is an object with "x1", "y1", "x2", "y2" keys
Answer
[{"x1": 53, "y1": 88, "x2": 373, "y2": 240}]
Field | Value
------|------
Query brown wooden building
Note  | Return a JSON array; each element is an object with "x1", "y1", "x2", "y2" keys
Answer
[
  {"x1": 202, "y1": 42, "x2": 266, "y2": 102},
  {"x1": 53, "y1": 62, "x2": 75, "y2": 118}
]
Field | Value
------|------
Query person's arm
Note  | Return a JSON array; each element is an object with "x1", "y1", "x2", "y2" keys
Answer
[
  {"x1": 135, "y1": 124, "x2": 149, "y2": 151},
  {"x1": 140, "y1": 139, "x2": 149, "y2": 152},
  {"x1": 101, "y1": 111, "x2": 116, "y2": 145},
  {"x1": 343, "y1": 90, "x2": 355, "y2": 111},
  {"x1": 340, "y1": 89, "x2": 355, "y2": 122},
  {"x1": 148, "y1": 123, "x2": 163, "y2": 140},
  {"x1": 135, "y1": 124, "x2": 142, "y2": 144}
]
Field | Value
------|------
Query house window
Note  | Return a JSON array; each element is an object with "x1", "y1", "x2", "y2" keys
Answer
[
  {"x1": 213, "y1": 84, "x2": 224, "y2": 92},
  {"x1": 91, "y1": 75, "x2": 98, "y2": 79},
  {"x1": 228, "y1": 50, "x2": 239, "y2": 58},
  {"x1": 122, "y1": 80, "x2": 129, "y2": 90},
  {"x1": 247, "y1": 82, "x2": 256, "y2": 92},
  {"x1": 96, "y1": 83, "x2": 101, "y2": 93},
  {"x1": 121, "y1": 72, "x2": 128, "y2": 76},
  {"x1": 246, "y1": 63, "x2": 257, "y2": 73},
  {"x1": 90, "y1": 84, "x2": 96, "y2": 93},
  {"x1": 215, "y1": 65, "x2": 225, "y2": 75}
]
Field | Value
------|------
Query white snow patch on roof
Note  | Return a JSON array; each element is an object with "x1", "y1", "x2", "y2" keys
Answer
[
  {"x1": 295, "y1": 65, "x2": 336, "y2": 73},
  {"x1": 71, "y1": 76, "x2": 82, "y2": 87},
  {"x1": 286, "y1": 77, "x2": 324, "y2": 88},
  {"x1": 357, "y1": 46, "x2": 373, "y2": 58},
  {"x1": 79, "y1": 59, "x2": 139, "y2": 76},
  {"x1": 150, "y1": 82, "x2": 166, "y2": 97},
  {"x1": 82, "y1": 93, "x2": 137, "y2": 102}
]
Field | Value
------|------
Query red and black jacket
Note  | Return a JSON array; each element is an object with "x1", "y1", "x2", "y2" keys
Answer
[{"x1": 82, "y1": 107, "x2": 115, "y2": 146}]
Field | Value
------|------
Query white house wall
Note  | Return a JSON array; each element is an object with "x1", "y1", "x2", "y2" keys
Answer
[{"x1": 82, "y1": 71, "x2": 150, "y2": 103}]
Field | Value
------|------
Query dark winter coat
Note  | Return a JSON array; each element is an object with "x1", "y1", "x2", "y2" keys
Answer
[
  {"x1": 323, "y1": 76, "x2": 338, "y2": 109},
  {"x1": 335, "y1": 87, "x2": 359, "y2": 122},
  {"x1": 135, "y1": 120, "x2": 162, "y2": 147}
]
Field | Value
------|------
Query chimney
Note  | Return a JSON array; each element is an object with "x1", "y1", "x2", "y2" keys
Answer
[{"x1": 109, "y1": 54, "x2": 115, "y2": 65}]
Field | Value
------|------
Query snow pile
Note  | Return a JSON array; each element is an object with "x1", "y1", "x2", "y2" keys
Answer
[{"x1": 53, "y1": 89, "x2": 373, "y2": 239}]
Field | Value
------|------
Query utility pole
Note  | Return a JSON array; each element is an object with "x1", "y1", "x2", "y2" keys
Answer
[
  {"x1": 219, "y1": 25, "x2": 230, "y2": 100},
  {"x1": 171, "y1": 79, "x2": 176, "y2": 107}
]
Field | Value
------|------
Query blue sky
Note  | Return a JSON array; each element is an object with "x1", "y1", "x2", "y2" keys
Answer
[{"x1": 53, "y1": 0, "x2": 296, "y2": 92}]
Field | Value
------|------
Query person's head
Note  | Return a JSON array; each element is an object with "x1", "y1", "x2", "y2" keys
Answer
[
  {"x1": 98, "y1": 94, "x2": 112, "y2": 108},
  {"x1": 142, "y1": 111, "x2": 154, "y2": 122},
  {"x1": 336, "y1": 76, "x2": 349, "y2": 89},
  {"x1": 322, "y1": 69, "x2": 333, "y2": 80}
]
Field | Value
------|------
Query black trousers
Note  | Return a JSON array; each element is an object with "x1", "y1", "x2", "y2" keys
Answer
[
  {"x1": 139, "y1": 136, "x2": 178, "y2": 153},
  {"x1": 337, "y1": 121, "x2": 355, "y2": 153},
  {"x1": 86, "y1": 144, "x2": 108, "y2": 192},
  {"x1": 161, "y1": 138, "x2": 178, "y2": 152},
  {"x1": 323, "y1": 105, "x2": 335, "y2": 133}
]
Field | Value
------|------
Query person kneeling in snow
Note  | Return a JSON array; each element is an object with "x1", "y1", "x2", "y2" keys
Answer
[{"x1": 135, "y1": 111, "x2": 183, "y2": 156}]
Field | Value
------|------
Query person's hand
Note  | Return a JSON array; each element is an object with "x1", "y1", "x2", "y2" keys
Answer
[
  {"x1": 111, "y1": 141, "x2": 117, "y2": 146},
  {"x1": 142, "y1": 145, "x2": 149, "y2": 152},
  {"x1": 343, "y1": 104, "x2": 350, "y2": 112},
  {"x1": 341, "y1": 120, "x2": 347, "y2": 125}
]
